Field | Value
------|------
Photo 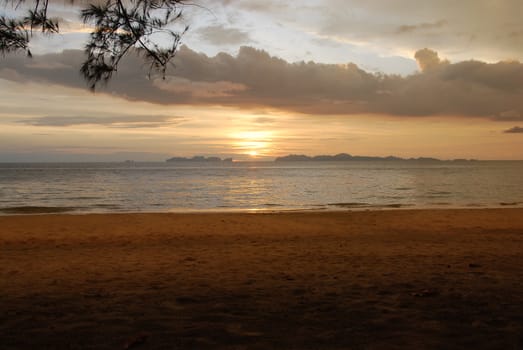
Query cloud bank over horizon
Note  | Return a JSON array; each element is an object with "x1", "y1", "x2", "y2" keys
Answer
[
  {"x1": 504, "y1": 126, "x2": 523, "y2": 134},
  {"x1": 1, "y1": 46, "x2": 522, "y2": 121},
  {"x1": 18, "y1": 115, "x2": 185, "y2": 128}
]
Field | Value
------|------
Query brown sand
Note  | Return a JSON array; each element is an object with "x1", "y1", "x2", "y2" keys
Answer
[{"x1": 1, "y1": 209, "x2": 523, "y2": 349}]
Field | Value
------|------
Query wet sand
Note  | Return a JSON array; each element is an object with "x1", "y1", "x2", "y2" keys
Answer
[{"x1": 1, "y1": 209, "x2": 523, "y2": 349}]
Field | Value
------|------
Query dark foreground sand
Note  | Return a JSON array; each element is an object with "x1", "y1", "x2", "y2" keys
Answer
[{"x1": 1, "y1": 209, "x2": 523, "y2": 349}]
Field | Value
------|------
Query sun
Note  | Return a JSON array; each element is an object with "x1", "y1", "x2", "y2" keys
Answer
[{"x1": 232, "y1": 130, "x2": 273, "y2": 158}]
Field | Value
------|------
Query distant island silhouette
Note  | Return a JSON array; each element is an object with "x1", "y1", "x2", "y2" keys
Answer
[
  {"x1": 274, "y1": 153, "x2": 477, "y2": 162},
  {"x1": 165, "y1": 153, "x2": 477, "y2": 163},
  {"x1": 166, "y1": 156, "x2": 233, "y2": 162}
]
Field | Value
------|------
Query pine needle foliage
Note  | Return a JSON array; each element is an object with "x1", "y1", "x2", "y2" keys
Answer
[{"x1": 1, "y1": 0, "x2": 188, "y2": 89}]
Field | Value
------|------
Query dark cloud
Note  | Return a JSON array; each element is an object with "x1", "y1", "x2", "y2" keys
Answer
[
  {"x1": 414, "y1": 48, "x2": 449, "y2": 72},
  {"x1": 397, "y1": 20, "x2": 447, "y2": 34},
  {"x1": 1, "y1": 46, "x2": 523, "y2": 120},
  {"x1": 504, "y1": 126, "x2": 523, "y2": 134},
  {"x1": 197, "y1": 24, "x2": 251, "y2": 45},
  {"x1": 19, "y1": 115, "x2": 184, "y2": 128}
]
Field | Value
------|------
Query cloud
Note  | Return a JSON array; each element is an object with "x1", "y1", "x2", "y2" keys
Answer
[
  {"x1": 254, "y1": 117, "x2": 276, "y2": 124},
  {"x1": 397, "y1": 20, "x2": 447, "y2": 34},
  {"x1": 414, "y1": 48, "x2": 449, "y2": 72},
  {"x1": 1, "y1": 46, "x2": 523, "y2": 120},
  {"x1": 504, "y1": 126, "x2": 523, "y2": 134},
  {"x1": 153, "y1": 77, "x2": 247, "y2": 98},
  {"x1": 197, "y1": 24, "x2": 251, "y2": 45},
  {"x1": 311, "y1": 0, "x2": 523, "y2": 62},
  {"x1": 493, "y1": 110, "x2": 523, "y2": 122},
  {"x1": 19, "y1": 115, "x2": 185, "y2": 128}
]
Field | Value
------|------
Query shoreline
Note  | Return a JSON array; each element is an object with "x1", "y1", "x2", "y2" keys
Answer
[
  {"x1": 2, "y1": 202, "x2": 523, "y2": 215},
  {"x1": 2, "y1": 208, "x2": 523, "y2": 349}
]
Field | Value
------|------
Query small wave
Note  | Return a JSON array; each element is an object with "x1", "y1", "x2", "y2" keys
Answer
[
  {"x1": 466, "y1": 203, "x2": 485, "y2": 207},
  {"x1": 71, "y1": 196, "x2": 103, "y2": 200},
  {"x1": 394, "y1": 187, "x2": 413, "y2": 191},
  {"x1": 263, "y1": 203, "x2": 283, "y2": 207},
  {"x1": 428, "y1": 191, "x2": 453, "y2": 196},
  {"x1": 328, "y1": 202, "x2": 370, "y2": 208},
  {"x1": 499, "y1": 202, "x2": 521, "y2": 206},
  {"x1": 92, "y1": 204, "x2": 122, "y2": 209},
  {"x1": 0, "y1": 206, "x2": 77, "y2": 214},
  {"x1": 328, "y1": 202, "x2": 411, "y2": 209},
  {"x1": 382, "y1": 203, "x2": 407, "y2": 208},
  {"x1": 371, "y1": 203, "x2": 412, "y2": 209},
  {"x1": 423, "y1": 194, "x2": 453, "y2": 199},
  {"x1": 382, "y1": 195, "x2": 407, "y2": 200}
]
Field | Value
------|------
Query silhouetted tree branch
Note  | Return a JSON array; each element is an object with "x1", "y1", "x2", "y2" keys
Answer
[{"x1": 1, "y1": 0, "x2": 188, "y2": 89}]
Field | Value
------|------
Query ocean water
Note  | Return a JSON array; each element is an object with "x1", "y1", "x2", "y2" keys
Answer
[{"x1": 0, "y1": 161, "x2": 522, "y2": 214}]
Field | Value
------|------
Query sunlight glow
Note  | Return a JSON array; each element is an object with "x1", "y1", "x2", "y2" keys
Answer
[
  {"x1": 238, "y1": 141, "x2": 267, "y2": 156},
  {"x1": 232, "y1": 130, "x2": 273, "y2": 157}
]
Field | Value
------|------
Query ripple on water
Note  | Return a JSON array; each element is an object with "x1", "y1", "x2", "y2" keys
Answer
[{"x1": 0, "y1": 206, "x2": 77, "y2": 214}]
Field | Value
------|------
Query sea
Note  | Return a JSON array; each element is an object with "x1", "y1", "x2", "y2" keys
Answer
[{"x1": 0, "y1": 161, "x2": 522, "y2": 214}]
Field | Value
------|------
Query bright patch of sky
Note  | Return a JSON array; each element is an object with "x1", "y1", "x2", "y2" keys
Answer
[{"x1": 1, "y1": 0, "x2": 523, "y2": 161}]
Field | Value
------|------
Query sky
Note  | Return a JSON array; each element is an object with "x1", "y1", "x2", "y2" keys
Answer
[{"x1": 1, "y1": 0, "x2": 523, "y2": 161}]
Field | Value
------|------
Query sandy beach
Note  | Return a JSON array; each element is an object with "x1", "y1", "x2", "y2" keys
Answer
[{"x1": 1, "y1": 209, "x2": 523, "y2": 349}]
